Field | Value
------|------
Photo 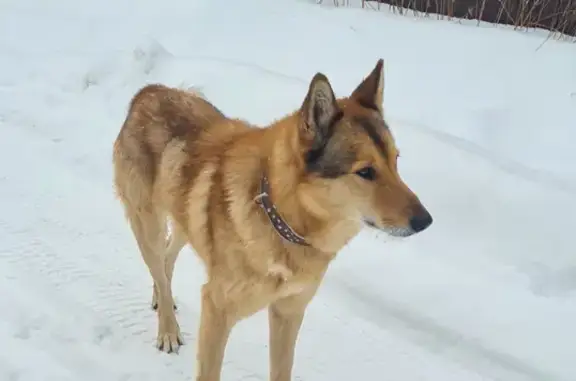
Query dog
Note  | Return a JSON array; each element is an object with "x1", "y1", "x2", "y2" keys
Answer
[{"x1": 112, "y1": 59, "x2": 432, "y2": 381}]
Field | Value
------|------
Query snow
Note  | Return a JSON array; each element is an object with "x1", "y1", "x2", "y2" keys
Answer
[{"x1": 1, "y1": 0, "x2": 575, "y2": 380}]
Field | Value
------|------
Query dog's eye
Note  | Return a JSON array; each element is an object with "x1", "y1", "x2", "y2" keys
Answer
[{"x1": 355, "y1": 166, "x2": 376, "y2": 181}]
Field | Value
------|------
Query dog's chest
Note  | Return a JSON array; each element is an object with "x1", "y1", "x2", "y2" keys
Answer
[{"x1": 220, "y1": 260, "x2": 323, "y2": 320}]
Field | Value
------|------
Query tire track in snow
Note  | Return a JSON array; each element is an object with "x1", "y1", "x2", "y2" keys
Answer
[
  {"x1": 329, "y1": 276, "x2": 569, "y2": 381},
  {"x1": 0, "y1": 210, "x2": 152, "y2": 342},
  {"x1": 0, "y1": 267, "x2": 117, "y2": 381},
  {"x1": 0, "y1": 216, "x2": 149, "y2": 342}
]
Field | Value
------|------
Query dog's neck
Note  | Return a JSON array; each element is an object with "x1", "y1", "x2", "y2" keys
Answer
[
  {"x1": 258, "y1": 122, "x2": 361, "y2": 255},
  {"x1": 254, "y1": 174, "x2": 310, "y2": 246}
]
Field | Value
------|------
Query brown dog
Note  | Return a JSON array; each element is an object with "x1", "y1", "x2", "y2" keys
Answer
[{"x1": 112, "y1": 59, "x2": 432, "y2": 381}]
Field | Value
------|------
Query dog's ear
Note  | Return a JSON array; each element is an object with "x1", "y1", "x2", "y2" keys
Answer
[
  {"x1": 300, "y1": 73, "x2": 341, "y2": 152},
  {"x1": 350, "y1": 59, "x2": 384, "y2": 113}
]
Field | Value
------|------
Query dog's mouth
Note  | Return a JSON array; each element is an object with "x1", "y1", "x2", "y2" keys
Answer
[
  {"x1": 362, "y1": 217, "x2": 415, "y2": 238},
  {"x1": 362, "y1": 218, "x2": 378, "y2": 229}
]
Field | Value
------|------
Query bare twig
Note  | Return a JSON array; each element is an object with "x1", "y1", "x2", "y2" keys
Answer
[{"x1": 340, "y1": 0, "x2": 576, "y2": 39}]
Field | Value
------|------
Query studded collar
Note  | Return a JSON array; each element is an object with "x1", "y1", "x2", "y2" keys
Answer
[{"x1": 254, "y1": 174, "x2": 310, "y2": 246}]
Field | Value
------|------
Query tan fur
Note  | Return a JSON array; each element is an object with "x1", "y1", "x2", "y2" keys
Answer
[{"x1": 112, "y1": 59, "x2": 432, "y2": 381}]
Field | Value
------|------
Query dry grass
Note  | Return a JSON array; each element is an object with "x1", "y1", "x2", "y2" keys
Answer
[{"x1": 319, "y1": 0, "x2": 576, "y2": 42}]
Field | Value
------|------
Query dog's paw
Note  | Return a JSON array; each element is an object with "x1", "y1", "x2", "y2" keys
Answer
[
  {"x1": 157, "y1": 331, "x2": 183, "y2": 353},
  {"x1": 156, "y1": 319, "x2": 183, "y2": 354}
]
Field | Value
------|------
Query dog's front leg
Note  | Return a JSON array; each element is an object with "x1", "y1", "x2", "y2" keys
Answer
[
  {"x1": 196, "y1": 284, "x2": 233, "y2": 381},
  {"x1": 268, "y1": 292, "x2": 314, "y2": 381}
]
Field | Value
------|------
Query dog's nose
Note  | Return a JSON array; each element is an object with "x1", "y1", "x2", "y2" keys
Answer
[{"x1": 409, "y1": 211, "x2": 433, "y2": 233}]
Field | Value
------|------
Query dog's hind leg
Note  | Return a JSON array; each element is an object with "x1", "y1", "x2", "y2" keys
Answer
[
  {"x1": 151, "y1": 222, "x2": 187, "y2": 311},
  {"x1": 124, "y1": 205, "x2": 183, "y2": 353}
]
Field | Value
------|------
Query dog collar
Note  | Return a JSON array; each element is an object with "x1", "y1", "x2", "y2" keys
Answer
[{"x1": 254, "y1": 175, "x2": 310, "y2": 246}]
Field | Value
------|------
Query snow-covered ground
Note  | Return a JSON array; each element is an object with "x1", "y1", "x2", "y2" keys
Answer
[{"x1": 1, "y1": 0, "x2": 575, "y2": 380}]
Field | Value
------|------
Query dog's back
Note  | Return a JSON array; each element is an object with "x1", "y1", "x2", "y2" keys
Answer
[{"x1": 113, "y1": 84, "x2": 226, "y2": 204}]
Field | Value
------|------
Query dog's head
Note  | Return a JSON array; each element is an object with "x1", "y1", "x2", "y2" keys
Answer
[{"x1": 296, "y1": 59, "x2": 432, "y2": 238}]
